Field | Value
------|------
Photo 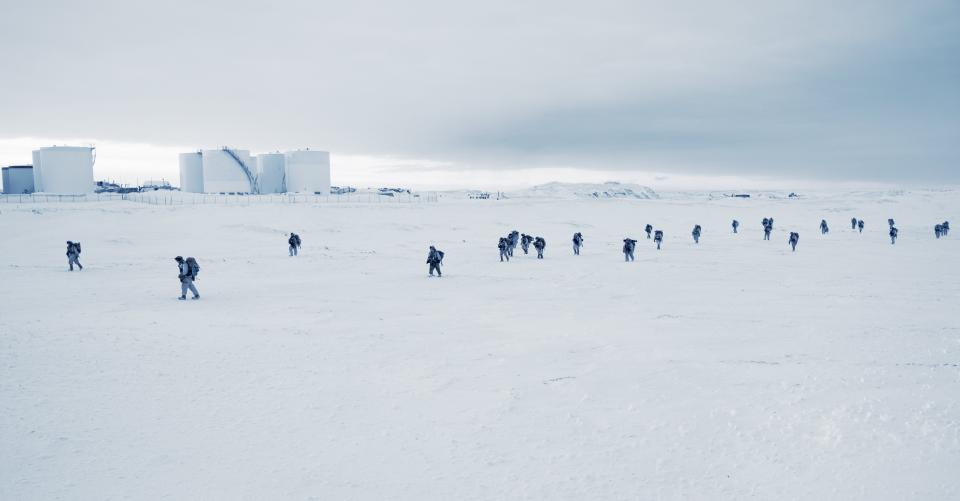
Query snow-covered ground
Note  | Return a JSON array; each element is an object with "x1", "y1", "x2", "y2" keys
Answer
[{"x1": 1, "y1": 189, "x2": 958, "y2": 500}]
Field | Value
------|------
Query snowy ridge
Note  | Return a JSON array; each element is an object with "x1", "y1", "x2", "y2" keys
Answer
[{"x1": 508, "y1": 181, "x2": 659, "y2": 199}]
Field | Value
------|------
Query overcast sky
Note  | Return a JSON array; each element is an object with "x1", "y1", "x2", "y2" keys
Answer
[{"x1": 1, "y1": 0, "x2": 957, "y2": 188}]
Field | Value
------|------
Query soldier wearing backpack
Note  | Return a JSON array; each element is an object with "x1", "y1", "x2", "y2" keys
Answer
[
  {"x1": 288, "y1": 233, "x2": 302, "y2": 256},
  {"x1": 942, "y1": 221, "x2": 950, "y2": 236},
  {"x1": 498, "y1": 237, "x2": 510, "y2": 262},
  {"x1": 572, "y1": 232, "x2": 583, "y2": 255},
  {"x1": 533, "y1": 237, "x2": 546, "y2": 259},
  {"x1": 889, "y1": 226, "x2": 898, "y2": 244},
  {"x1": 935, "y1": 224, "x2": 943, "y2": 239},
  {"x1": 858, "y1": 219, "x2": 865, "y2": 233},
  {"x1": 507, "y1": 231, "x2": 519, "y2": 257},
  {"x1": 851, "y1": 217, "x2": 858, "y2": 230},
  {"x1": 623, "y1": 238, "x2": 637, "y2": 261},
  {"x1": 692, "y1": 225, "x2": 702, "y2": 244},
  {"x1": 65, "y1": 241, "x2": 83, "y2": 271},
  {"x1": 653, "y1": 230, "x2": 663, "y2": 250},
  {"x1": 175, "y1": 255, "x2": 200, "y2": 300},
  {"x1": 520, "y1": 234, "x2": 533, "y2": 255},
  {"x1": 789, "y1": 232, "x2": 799, "y2": 252},
  {"x1": 644, "y1": 224, "x2": 653, "y2": 239},
  {"x1": 763, "y1": 221, "x2": 772, "y2": 241},
  {"x1": 820, "y1": 219, "x2": 829, "y2": 235},
  {"x1": 426, "y1": 245, "x2": 444, "y2": 277},
  {"x1": 732, "y1": 220, "x2": 739, "y2": 233}
]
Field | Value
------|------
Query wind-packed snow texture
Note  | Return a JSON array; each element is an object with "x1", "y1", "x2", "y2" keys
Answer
[{"x1": 1, "y1": 190, "x2": 958, "y2": 500}]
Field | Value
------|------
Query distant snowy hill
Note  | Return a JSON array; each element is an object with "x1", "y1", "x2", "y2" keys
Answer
[{"x1": 509, "y1": 181, "x2": 659, "y2": 199}]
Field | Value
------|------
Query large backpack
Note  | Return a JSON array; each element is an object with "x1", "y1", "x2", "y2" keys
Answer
[{"x1": 186, "y1": 257, "x2": 200, "y2": 279}]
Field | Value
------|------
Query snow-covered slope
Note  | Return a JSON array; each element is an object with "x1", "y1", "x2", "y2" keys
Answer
[{"x1": 0, "y1": 190, "x2": 957, "y2": 500}]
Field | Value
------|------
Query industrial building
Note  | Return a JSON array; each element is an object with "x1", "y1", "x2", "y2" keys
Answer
[
  {"x1": 179, "y1": 147, "x2": 330, "y2": 194},
  {"x1": 31, "y1": 146, "x2": 96, "y2": 194},
  {"x1": 2, "y1": 165, "x2": 35, "y2": 194}
]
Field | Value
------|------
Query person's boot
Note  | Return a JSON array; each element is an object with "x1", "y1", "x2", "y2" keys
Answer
[
  {"x1": 178, "y1": 295, "x2": 187, "y2": 300},
  {"x1": 192, "y1": 295, "x2": 200, "y2": 300}
]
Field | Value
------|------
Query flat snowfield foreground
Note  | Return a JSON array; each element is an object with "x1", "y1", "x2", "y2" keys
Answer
[{"x1": 1, "y1": 190, "x2": 958, "y2": 500}]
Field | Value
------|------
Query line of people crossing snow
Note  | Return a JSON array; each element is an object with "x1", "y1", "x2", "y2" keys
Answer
[{"x1": 56, "y1": 215, "x2": 952, "y2": 295}]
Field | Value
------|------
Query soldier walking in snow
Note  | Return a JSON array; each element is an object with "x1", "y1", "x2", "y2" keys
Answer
[
  {"x1": 935, "y1": 224, "x2": 943, "y2": 239},
  {"x1": 288, "y1": 232, "x2": 302, "y2": 256},
  {"x1": 654, "y1": 230, "x2": 664, "y2": 250},
  {"x1": 851, "y1": 217, "x2": 858, "y2": 230},
  {"x1": 858, "y1": 219, "x2": 865, "y2": 233},
  {"x1": 507, "y1": 231, "x2": 519, "y2": 257},
  {"x1": 623, "y1": 238, "x2": 637, "y2": 261},
  {"x1": 426, "y1": 245, "x2": 444, "y2": 277},
  {"x1": 942, "y1": 221, "x2": 950, "y2": 236},
  {"x1": 175, "y1": 256, "x2": 200, "y2": 300},
  {"x1": 789, "y1": 232, "x2": 799, "y2": 252},
  {"x1": 888, "y1": 218, "x2": 895, "y2": 228},
  {"x1": 732, "y1": 219, "x2": 739, "y2": 233},
  {"x1": 498, "y1": 237, "x2": 510, "y2": 262},
  {"x1": 763, "y1": 221, "x2": 772, "y2": 241},
  {"x1": 65, "y1": 240, "x2": 83, "y2": 271},
  {"x1": 645, "y1": 224, "x2": 653, "y2": 239},
  {"x1": 692, "y1": 225, "x2": 702, "y2": 244},
  {"x1": 889, "y1": 226, "x2": 898, "y2": 244},
  {"x1": 820, "y1": 219, "x2": 829, "y2": 235},
  {"x1": 572, "y1": 232, "x2": 583, "y2": 255},
  {"x1": 534, "y1": 237, "x2": 546, "y2": 259},
  {"x1": 520, "y1": 233, "x2": 533, "y2": 254}
]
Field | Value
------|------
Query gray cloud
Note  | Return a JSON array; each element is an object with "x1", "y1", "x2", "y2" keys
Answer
[{"x1": 1, "y1": 0, "x2": 957, "y2": 183}]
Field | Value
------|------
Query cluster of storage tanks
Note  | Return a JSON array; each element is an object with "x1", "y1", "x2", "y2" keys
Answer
[
  {"x1": 179, "y1": 148, "x2": 331, "y2": 194},
  {"x1": 2, "y1": 146, "x2": 95, "y2": 195}
]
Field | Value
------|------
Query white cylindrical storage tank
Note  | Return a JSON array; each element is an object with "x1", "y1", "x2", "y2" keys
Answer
[
  {"x1": 284, "y1": 150, "x2": 330, "y2": 194},
  {"x1": 257, "y1": 153, "x2": 286, "y2": 194},
  {"x1": 178, "y1": 152, "x2": 204, "y2": 193},
  {"x1": 201, "y1": 149, "x2": 256, "y2": 193},
  {"x1": 32, "y1": 146, "x2": 95, "y2": 194},
  {"x1": 3, "y1": 166, "x2": 36, "y2": 194}
]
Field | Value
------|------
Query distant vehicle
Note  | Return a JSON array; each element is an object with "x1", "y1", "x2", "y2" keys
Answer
[
  {"x1": 95, "y1": 180, "x2": 141, "y2": 194},
  {"x1": 469, "y1": 192, "x2": 491, "y2": 199},
  {"x1": 331, "y1": 186, "x2": 357, "y2": 195},
  {"x1": 142, "y1": 180, "x2": 175, "y2": 191}
]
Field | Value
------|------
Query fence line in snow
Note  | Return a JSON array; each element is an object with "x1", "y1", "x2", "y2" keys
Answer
[{"x1": 0, "y1": 192, "x2": 439, "y2": 205}]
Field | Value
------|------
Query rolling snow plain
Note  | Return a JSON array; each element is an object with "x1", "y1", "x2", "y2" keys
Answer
[{"x1": 1, "y1": 190, "x2": 958, "y2": 500}]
